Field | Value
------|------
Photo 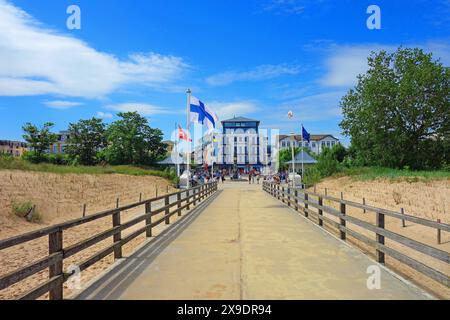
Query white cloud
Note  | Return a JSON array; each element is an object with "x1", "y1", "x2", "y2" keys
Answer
[
  {"x1": 0, "y1": 0, "x2": 188, "y2": 98},
  {"x1": 206, "y1": 64, "x2": 300, "y2": 86},
  {"x1": 263, "y1": 0, "x2": 306, "y2": 15},
  {"x1": 105, "y1": 103, "x2": 176, "y2": 116},
  {"x1": 207, "y1": 101, "x2": 259, "y2": 121},
  {"x1": 96, "y1": 111, "x2": 113, "y2": 119},
  {"x1": 321, "y1": 41, "x2": 450, "y2": 88},
  {"x1": 278, "y1": 91, "x2": 345, "y2": 121},
  {"x1": 43, "y1": 100, "x2": 83, "y2": 109}
]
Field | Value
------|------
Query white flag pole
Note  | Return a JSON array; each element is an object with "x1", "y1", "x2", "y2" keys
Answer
[
  {"x1": 186, "y1": 89, "x2": 191, "y2": 188},
  {"x1": 175, "y1": 122, "x2": 180, "y2": 177}
]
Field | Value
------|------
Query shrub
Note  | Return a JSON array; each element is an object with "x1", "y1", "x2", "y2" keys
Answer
[{"x1": 11, "y1": 201, "x2": 42, "y2": 223}]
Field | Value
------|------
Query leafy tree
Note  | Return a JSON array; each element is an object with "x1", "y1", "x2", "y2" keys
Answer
[
  {"x1": 340, "y1": 47, "x2": 450, "y2": 170},
  {"x1": 105, "y1": 112, "x2": 167, "y2": 165},
  {"x1": 22, "y1": 122, "x2": 58, "y2": 161},
  {"x1": 65, "y1": 118, "x2": 106, "y2": 165}
]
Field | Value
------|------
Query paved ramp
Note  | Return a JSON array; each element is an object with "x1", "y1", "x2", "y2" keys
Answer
[{"x1": 77, "y1": 182, "x2": 431, "y2": 300}]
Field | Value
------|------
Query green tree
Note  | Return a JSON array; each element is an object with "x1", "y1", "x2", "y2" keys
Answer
[
  {"x1": 65, "y1": 118, "x2": 106, "y2": 165},
  {"x1": 105, "y1": 112, "x2": 167, "y2": 165},
  {"x1": 22, "y1": 122, "x2": 58, "y2": 161},
  {"x1": 340, "y1": 47, "x2": 450, "y2": 170}
]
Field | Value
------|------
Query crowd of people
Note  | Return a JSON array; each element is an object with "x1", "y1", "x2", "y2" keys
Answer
[{"x1": 184, "y1": 167, "x2": 295, "y2": 187}]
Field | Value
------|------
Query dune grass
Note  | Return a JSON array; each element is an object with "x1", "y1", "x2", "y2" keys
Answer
[
  {"x1": 0, "y1": 155, "x2": 176, "y2": 180},
  {"x1": 335, "y1": 166, "x2": 450, "y2": 182}
]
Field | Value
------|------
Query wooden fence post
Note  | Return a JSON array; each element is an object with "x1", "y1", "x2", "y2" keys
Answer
[
  {"x1": 437, "y1": 219, "x2": 441, "y2": 245},
  {"x1": 401, "y1": 208, "x2": 406, "y2": 227},
  {"x1": 48, "y1": 229, "x2": 63, "y2": 300},
  {"x1": 116, "y1": 198, "x2": 119, "y2": 209},
  {"x1": 145, "y1": 202, "x2": 152, "y2": 237},
  {"x1": 294, "y1": 189, "x2": 299, "y2": 211},
  {"x1": 139, "y1": 193, "x2": 142, "y2": 202},
  {"x1": 281, "y1": 187, "x2": 285, "y2": 203},
  {"x1": 339, "y1": 202, "x2": 346, "y2": 240},
  {"x1": 187, "y1": 190, "x2": 190, "y2": 210},
  {"x1": 363, "y1": 198, "x2": 366, "y2": 214},
  {"x1": 112, "y1": 209, "x2": 122, "y2": 259},
  {"x1": 156, "y1": 186, "x2": 158, "y2": 198},
  {"x1": 318, "y1": 196, "x2": 323, "y2": 227},
  {"x1": 193, "y1": 188, "x2": 197, "y2": 206},
  {"x1": 376, "y1": 212, "x2": 385, "y2": 263},
  {"x1": 287, "y1": 187, "x2": 291, "y2": 207},
  {"x1": 165, "y1": 195, "x2": 170, "y2": 225},
  {"x1": 304, "y1": 193, "x2": 309, "y2": 218},
  {"x1": 82, "y1": 204, "x2": 86, "y2": 218},
  {"x1": 177, "y1": 192, "x2": 182, "y2": 216}
]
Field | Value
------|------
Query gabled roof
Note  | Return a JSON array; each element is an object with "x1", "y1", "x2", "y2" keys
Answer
[
  {"x1": 221, "y1": 116, "x2": 260, "y2": 123},
  {"x1": 288, "y1": 152, "x2": 318, "y2": 164}
]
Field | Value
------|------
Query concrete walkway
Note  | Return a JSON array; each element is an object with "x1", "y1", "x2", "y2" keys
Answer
[{"x1": 77, "y1": 182, "x2": 431, "y2": 300}]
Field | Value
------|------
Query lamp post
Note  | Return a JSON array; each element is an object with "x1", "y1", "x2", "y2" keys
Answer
[{"x1": 287, "y1": 111, "x2": 295, "y2": 188}]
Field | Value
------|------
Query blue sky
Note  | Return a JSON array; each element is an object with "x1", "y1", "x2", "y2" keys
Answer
[{"x1": 0, "y1": 0, "x2": 449, "y2": 144}]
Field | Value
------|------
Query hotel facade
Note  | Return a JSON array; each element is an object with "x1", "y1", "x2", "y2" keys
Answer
[{"x1": 194, "y1": 116, "x2": 272, "y2": 172}]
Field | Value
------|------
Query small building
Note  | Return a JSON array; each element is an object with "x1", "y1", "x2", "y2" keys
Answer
[
  {"x1": 162, "y1": 140, "x2": 175, "y2": 154},
  {"x1": 49, "y1": 131, "x2": 70, "y2": 154},
  {"x1": 287, "y1": 151, "x2": 318, "y2": 174},
  {"x1": 0, "y1": 140, "x2": 28, "y2": 157},
  {"x1": 278, "y1": 134, "x2": 340, "y2": 155}
]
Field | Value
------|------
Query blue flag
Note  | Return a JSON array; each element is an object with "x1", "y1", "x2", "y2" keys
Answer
[{"x1": 302, "y1": 125, "x2": 310, "y2": 143}]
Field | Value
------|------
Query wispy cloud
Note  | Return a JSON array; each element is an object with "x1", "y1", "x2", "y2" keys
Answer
[
  {"x1": 278, "y1": 91, "x2": 345, "y2": 121},
  {"x1": 263, "y1": 0, "x2": 306, "y2": 15},
  {"x1": 0, "y1": 0, "x2": 189, "y2": 98},
  {"x1": 320, "y1": 41, "x2": 450, "y2": 88},
  {"x1": 44, "y1": 100, "x2": 83, "y2": 109},
  {"x1": 96, "y1": 111, "x2": 113, "y2": 119},
  {"x1": 208, "y1": 101, "x2": 259, "y2": 121},
  {"x1": 105, "y1": 103, "x2": 177, "y2": 116},
  {"x1": 206, "y1": 64, "x2": 300, "y2": 86}
]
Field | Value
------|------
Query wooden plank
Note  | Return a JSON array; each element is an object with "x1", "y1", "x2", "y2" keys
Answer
[
  {"x1": 112, "y1": 210, "x2": 122, "y2": 259},
  {"x1": 345, "y1": 228, "x2": 450, "y2": 287},
  {"x1": 0, "y1": 252, "x2": 62, "y2": 290},
  {"x1": 377, "y1": 212, "x2": 385, "y2": 264},
  {"x1": 165, "y1": 196, "x2": 170, "y2": 225},
  {"x1": 145, "y1": 202, "x2": 152, "y2": 237},
  {"x1": 340, "y1": 201, "x2": 346, "y2": 240},
  {"x1": 63, "y1": 227, "x2": 120, "y2": 258},
  {"x1": 48, "y1": 229, "x2": 63, "y2": 300},
  {"x1": 19, "y1": 275, "x2": 63, "y2": 300},
  {"x1": 344, "y1": 214, "x2": 450, "y2": 263}
]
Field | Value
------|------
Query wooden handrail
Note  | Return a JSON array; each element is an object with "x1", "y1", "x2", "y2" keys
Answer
[
  {"x1": 0, "y1": 182, "x2": 218, "y2": 300},
  {"x1": 262, "y1": 181, "x2": 449, "y2": 288}
]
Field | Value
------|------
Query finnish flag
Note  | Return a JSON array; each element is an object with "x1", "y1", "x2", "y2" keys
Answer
[{"x1": 190, "y1": 96, "x2": 218, "y2": 130}]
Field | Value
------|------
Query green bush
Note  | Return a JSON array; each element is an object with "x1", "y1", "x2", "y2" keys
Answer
[{"x1": 11, "y1": 201, "x2": 42, "y2": 223}]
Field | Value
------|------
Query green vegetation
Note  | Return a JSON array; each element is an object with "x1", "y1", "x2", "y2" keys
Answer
[
  {"x1": 335, "y1": 166, "x2": 450, "y2": 182},
  {"x1": 11, "y1": 200, "x2": 42, "y2": 223},
  {"x1": 21, "y1": 111, "x2": 167, "y2": 167},
  {"x1": 65, "y1": 117, "x2": 106, "y2": 166},
  {"x1": 0, "y1": 155, "x2": 179, "y2": 184},
  {"x1": 22, "y1": 122, "x2": 58, "y2": 162},
  {"x1": 340, "y1": 47, "x2": 450, "y2": 170}
]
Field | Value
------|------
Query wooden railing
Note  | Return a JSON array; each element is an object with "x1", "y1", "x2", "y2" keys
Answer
[
  {"x1": 262, "y1": 181, "x2": 449, "y2": 288},
  {"x1": 0, "y1": 182, "x2": 218, "y2": 300}
]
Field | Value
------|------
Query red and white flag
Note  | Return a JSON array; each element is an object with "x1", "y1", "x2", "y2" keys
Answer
[{"x1": 178, "y1": 125, "x2": 192, "y2": 142}]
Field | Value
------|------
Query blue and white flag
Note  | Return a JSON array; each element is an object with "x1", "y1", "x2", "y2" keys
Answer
[{"x1": 190, "y1": 96, "x2": 218, "y2": 130}]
